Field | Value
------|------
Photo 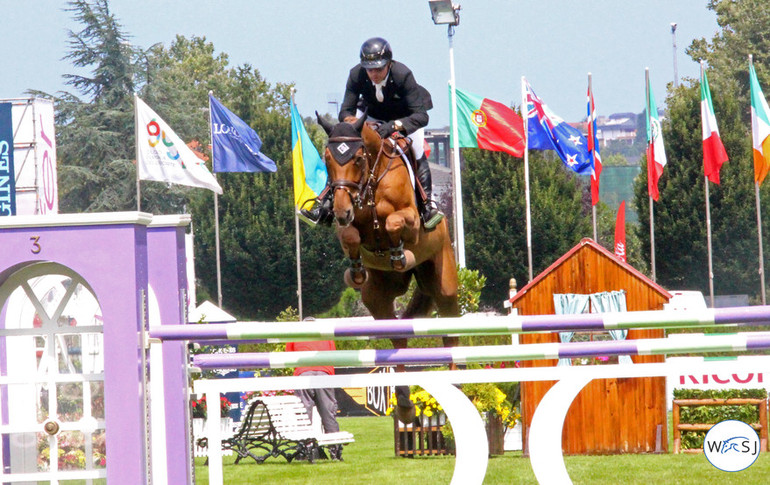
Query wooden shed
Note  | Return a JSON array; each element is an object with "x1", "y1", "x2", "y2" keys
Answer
[{"x1": 510, "y1": 238, "x2": 672, "y2": 454}]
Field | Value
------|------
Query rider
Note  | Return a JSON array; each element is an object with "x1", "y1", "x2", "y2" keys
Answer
[{"x1": 301, "y1": 37, "x2": 444, "y2": 231}]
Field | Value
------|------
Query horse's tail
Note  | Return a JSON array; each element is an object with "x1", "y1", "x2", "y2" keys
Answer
[{"x1": 402, "y1": 289, "x2": 434, "y2": 319}]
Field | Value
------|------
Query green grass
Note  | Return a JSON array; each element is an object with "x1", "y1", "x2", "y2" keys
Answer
[{"x1": 194, "y1": 416, "x2": 770, "y2": 484}]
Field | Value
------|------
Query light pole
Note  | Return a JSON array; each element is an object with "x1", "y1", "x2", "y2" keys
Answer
[
  {"x1": 671, "y1": 23, "x2": 679, "y2": 88},
  {"x1": 429, "y1": 0, "x2": 465, "y2": 267}
]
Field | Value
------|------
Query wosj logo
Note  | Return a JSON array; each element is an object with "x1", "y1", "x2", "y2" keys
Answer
[{"x1": 703, "y1": 420, "x2": 760, "y2": 472}]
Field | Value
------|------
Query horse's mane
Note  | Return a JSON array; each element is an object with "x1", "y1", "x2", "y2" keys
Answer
[{"x1": 340, "y1": 115, "x2": 386, "y2": 158}]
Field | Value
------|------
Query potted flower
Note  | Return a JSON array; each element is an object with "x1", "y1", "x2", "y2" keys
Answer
[{"x1": 191, "y1": 395, "x2": 231, "y2": 419}]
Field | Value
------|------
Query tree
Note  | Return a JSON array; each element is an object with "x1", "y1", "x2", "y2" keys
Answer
[
  {"x1": 145, "y1": 36, "x2": 347, "y2": 319},
  {"x1": 688, "y1": 0, "x2": 770, "y2": 104},
  {"x1": 633, "y1": 79, "x2": 757, "y2": 296},
  {"x1": 631, "y1": 0, "x2": 769, "y2": 299},
  {"x1": 51, "y1": 0, "x2": 144, "y2": 213},
  {"x1": 462, "y1": 149, "x2": 592, "y2": 309},
  {"x1": 52, "y1": 1, "x2": 348, "y2": 320}
]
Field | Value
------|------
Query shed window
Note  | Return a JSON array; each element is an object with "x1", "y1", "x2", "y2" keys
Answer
[{"x1": 553, "y1": 290, "x2": 631, "y2": 366}]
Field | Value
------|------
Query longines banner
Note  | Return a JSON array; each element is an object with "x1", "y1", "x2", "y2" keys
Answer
[
  {"x1": 0, "y1": 103, "x2": 15, "y2": 216},
  {"x1": 3, "y1": 98, "x2": 59, "y2": 215}
]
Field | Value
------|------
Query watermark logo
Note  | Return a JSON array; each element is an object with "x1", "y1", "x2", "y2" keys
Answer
[{"x1": 704, "y1": 420, "x2": 760, "y2": 472}]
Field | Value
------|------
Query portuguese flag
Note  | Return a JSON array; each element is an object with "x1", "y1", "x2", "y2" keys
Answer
[{"x1": 452, "y1": 86, "x2": 525, "y2": 158}]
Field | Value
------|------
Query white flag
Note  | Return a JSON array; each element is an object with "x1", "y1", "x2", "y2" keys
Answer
[{"x1": 135, "y1": 96, "x2": 222, "y2": 194}]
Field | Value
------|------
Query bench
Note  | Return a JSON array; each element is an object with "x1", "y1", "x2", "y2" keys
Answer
[{"x1": 197, "y1": 394, "x2": 354, "y2": 464}]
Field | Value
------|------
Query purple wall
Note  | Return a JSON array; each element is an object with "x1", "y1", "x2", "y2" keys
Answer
[
  {"x1": 147, "y1": 218, "x2": 191, "y2": 484},
  {"x1": 0, "y1": 213, "x2": 154, "y2": 483}
]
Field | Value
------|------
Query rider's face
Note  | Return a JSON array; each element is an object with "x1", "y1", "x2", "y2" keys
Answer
[{"x1": 365, "y1": 64, "x2": 390, "y2": 84}]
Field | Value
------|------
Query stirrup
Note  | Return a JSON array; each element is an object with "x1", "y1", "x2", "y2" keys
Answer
[
  {"x1": 298, "y1": 200, "x2": 333, "y2": 227},
  {"x1": 421, "y1": 202, "x2": 444, "y2": 231}
]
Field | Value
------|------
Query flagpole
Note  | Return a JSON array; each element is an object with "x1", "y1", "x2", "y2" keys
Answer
[
  {"x1": 134, "y1": 93, "x2": 141, "y2": 211},
  {"x1": 646, "y1": 69, "x2": 656, "y2": 282},
  {"x1": 522, "y1": 76, "x2": 534, "y2": 282},
  {"x1": 290, "y1": 88, "x2": 304, "y2": 320},
  {"x1": 756, "y1": 182, "x2": 766, "y2": 305},
  {"x1": 699, "y1": 62, "x2": 716, "y2": 308},
  {"x1": 448, "y1": 25, "x2": 466, "y2": 268},
  {"x1": 705, "y1": 176, "x2": 715, "y2": 307},
  {"x1": 208, "y1": 91, "x2": 223, "y2": 308},
  {"x1": 589, "y1": 73, "x2": 597, "y2": 241},
  {"x1": 751, "y1": 55, "x2": 767, "y2": 305}
]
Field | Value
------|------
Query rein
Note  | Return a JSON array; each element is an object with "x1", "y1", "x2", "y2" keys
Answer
[{"x1": 328, "y1": 134, "x2": 408, "y2": 252}]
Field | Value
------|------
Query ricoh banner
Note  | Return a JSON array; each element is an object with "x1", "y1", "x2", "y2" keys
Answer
[
  {"x1": 0, "y1": 98, "x2": 58, "y2": 216},
  {"x1": 667, "y1": 356, "x2": 770, "y2": 408},
  {"x1": 0, "y1": 103, "x2": 15, "y2": 215}
]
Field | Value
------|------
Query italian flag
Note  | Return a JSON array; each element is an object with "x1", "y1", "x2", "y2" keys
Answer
[
  {"x1": 750, "y1": 63, "x2": 770, "y2": 184},
  {"x1": 700, "y1": 65, "x2": 728, "y2": 184},
  {"x1": 452, "y1": 86, "x2": 525, "y2": 158},
  {"x1": 645, "y1": 76, "x2": 667, "y2": 201}
]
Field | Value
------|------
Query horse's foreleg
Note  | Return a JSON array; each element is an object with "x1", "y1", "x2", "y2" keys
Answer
[
  {"x1": 384, "y1": 209, "x2": 419, "y2": 271},
  {"x1": 338, "y1": 226, "x2": 367, "y2": 288}
]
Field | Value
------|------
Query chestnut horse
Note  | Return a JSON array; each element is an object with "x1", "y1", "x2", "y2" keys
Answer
[{"x1": 316, "y1": 113, "x2": 459, "y2": 423}]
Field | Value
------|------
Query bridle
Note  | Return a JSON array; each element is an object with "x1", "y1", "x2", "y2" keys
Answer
[{"x1": 326, "y1": 134, "x2": 405, "y2": 217}]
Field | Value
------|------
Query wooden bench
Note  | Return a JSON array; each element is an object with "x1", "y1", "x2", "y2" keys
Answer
[{"x1": 197, "y1": 394, "x2": 354, "y2": 464}]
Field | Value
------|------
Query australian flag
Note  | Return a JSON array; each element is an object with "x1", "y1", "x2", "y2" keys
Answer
[
  {"x1": 210, "y1": 94, "x2": 276, "y2": 173},
  {"x1": 524, "y1": 79, "x2": 593, "y2": 175}
]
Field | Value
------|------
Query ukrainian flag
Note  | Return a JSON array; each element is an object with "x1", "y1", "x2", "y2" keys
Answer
[{"x1": 291, "y1": 100, "x2": 327, "y2": 211}]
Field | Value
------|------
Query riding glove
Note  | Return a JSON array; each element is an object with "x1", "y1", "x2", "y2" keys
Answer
[{"x1": 376, "y1": 121, "x2": 397, "y2": 139}]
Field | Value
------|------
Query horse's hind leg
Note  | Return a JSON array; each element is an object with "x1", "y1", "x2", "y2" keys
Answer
[{"x1": 362, "y1": 270, "x2": 416, "y2": 423}]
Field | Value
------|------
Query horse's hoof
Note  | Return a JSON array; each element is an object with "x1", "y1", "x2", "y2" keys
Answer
[
  {"x1": 391, "y1": 250, "x2": 416, "y2": 272},
  {"x1": 393, "y1": 385, "x2": 415, "y2": 423},
  {"x1": 344, "y1": 268, "x2": 367, "y2": 288},
  {"x1": 395, "y1": 405, "x2": 416, "y2": 424}
]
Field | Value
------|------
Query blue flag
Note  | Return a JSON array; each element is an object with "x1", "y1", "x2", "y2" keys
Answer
[
  {"x1": 209, "y1": 94, "x2": 276, "y2": 173},
  {"x1": 524, "y1": 79, "x2": 593, "y2": 175}
]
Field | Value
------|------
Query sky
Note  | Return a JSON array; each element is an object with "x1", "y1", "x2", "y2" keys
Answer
[{"x1": 0, "y1": 1, "x2": 720, "y2": 128}]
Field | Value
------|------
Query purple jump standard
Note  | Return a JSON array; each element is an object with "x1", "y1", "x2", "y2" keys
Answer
[
  {"x1": 152, "y1": 306, "x2": 770, "y2": 343},
  {"x1": 192, "y1": 331, "x2": 770, "y2": 369}
]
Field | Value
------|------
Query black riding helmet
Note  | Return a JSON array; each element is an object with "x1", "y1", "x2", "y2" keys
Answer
[{"x1": 360, "y1": 37, "x2": 392, "y2": 69}]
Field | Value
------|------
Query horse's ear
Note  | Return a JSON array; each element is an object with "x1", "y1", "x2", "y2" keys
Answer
[
  {"x1": 316, "y1": 111, "x2": 334, "y2": 135},
  {"x1": 352, "y1": 109, "x2": 367, "y2": 133}
]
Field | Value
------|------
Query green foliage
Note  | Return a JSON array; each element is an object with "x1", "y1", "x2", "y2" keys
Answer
[
  {"x1": 457, "y1": 266, "x2": 486, "y2": 315},
  {"x1": 673, "y1": 388, "x2": 767, "y2": 400},
  {"x1": 319, "y1": 288, "x2": 369, "y2": 318},
  {"x1": 674, "y1": 388, "x2": 767, "y2": 449},
  {"x1": 601, "y1": 153, "x2": 632, "y2": 166},
  {"x1": 276, "y1": 307, "x2": 300, "y2": 322},
  {"x1": 462, "y1": 149, "x2": 591, "y2": 310}
]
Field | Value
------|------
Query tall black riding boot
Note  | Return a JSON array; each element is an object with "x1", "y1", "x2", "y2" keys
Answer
[
  {"x1": 415, "y1": 156, "x2": 444, "y2": 231},
  {"x1": 299, "y1": 187, "x2": 334, "y2": 227}
]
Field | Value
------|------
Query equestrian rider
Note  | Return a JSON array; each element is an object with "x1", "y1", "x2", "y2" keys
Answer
[{"x1": 301, "y1": 37, "x2": 444, "y2": 231}]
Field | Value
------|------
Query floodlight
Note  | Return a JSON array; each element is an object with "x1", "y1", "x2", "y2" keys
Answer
[{"x1": 429, "y1": 0, "x2": 460, "y2": 26}]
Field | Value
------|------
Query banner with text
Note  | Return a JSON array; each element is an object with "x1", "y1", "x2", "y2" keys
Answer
[{"x1": 0, "y1": 103, "x2": 15, "y2": 216}]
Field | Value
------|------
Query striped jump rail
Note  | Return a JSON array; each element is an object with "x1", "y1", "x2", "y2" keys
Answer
[
  {"x1": 191, "y1": 331, "x2": 770, "y2": 369},
  {"x1": 150, "y1": 305, "x2": 770, "y2": 343}
]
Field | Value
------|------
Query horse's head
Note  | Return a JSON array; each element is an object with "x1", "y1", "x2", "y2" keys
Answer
[{"x1": 316, "y1": 112, "x2": 375, "y2": 227}]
